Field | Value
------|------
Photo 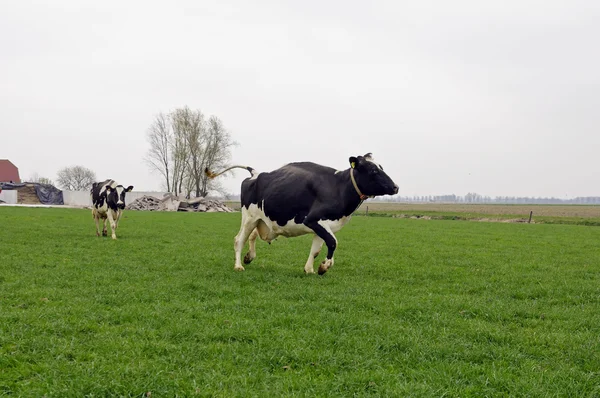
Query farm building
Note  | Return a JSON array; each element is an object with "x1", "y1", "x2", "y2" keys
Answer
[{"x1": 0, "y1": 159, "x2": 21, "y2": 183}]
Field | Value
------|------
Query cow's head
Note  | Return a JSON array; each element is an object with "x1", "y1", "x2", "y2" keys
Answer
[
  {"x1": 349, "y1": 153, "x2": 398, "y2": 197},
  {"x1": 105, "y1": 184, "x2": 134, "y2": 209}
]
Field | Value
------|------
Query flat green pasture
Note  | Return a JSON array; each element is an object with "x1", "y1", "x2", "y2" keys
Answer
[{"x1": 1, "y1": 207, "x2": 599, "y2": 397}]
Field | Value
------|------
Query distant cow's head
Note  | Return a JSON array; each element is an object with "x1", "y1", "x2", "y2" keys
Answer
[
  {"x1": 349, "y1": 153, "x2": 398, "y2": 197},
  {"x1": 106, "y1": 185, "x2": 134, "y2": 209}
]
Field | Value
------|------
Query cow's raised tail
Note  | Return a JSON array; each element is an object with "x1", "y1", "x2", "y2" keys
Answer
[{"x1": 205, "y1": 165, "x2": 257, "y2": 179}]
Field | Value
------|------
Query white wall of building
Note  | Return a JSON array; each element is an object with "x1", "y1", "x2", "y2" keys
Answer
[
  {"x1": 62, "y1": 191, "x2": 91, "y2": 206},
  {"x1": 0, "y1": 190, "x2": 18, "y2": 204}
]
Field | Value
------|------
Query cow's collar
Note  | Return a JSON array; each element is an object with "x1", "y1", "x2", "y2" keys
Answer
[{"x1": 350, "y1": 169, "x2": 371, "y2": 201}]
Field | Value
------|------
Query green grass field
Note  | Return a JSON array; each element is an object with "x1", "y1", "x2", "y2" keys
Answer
[{"x1": 1, "y1": 207, "x2": 600, "y2": 397}]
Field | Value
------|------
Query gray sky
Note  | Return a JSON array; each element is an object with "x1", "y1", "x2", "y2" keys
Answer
[{"x1": 2, "y1": 0, "x2": 599, "y2": 198}]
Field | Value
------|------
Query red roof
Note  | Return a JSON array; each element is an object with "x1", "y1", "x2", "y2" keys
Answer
[{"x1": 0, "y1": 159, "x2": 21, "y2": 183}]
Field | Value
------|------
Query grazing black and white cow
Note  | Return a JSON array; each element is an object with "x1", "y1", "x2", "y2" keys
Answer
[
  {"x1": 205, "y1": 153, "x2": 398, "y2": 274},
  {"x1": 90, "y1": 179, "x2": 133, "y2": 239}
]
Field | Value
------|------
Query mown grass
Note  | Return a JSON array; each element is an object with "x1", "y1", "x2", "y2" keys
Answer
[{"x1": 1, "y1": 207, "x2": 600, "y2": 397}]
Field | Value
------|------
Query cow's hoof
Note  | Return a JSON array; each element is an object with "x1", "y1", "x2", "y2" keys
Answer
[
  {"x1": 96, "y1": 232, "x2": 100, "y2": 237},
  {"x1": 102, "y1": 231, "x2": 107, "y2": 237},
  {"x1": 243, "y1": 252, "x2": 255, "y2": 264},
  {"x1": 318, "y1": 259, "x2": 333, "y2": 275},
  {"x1": 304, "y1": 268, "x2": 315, "y2": 274},
  {"x1": 234, "y1": 265, "x2": 245, "y2": 271},
  {"x1": 111, "y1": 236, "x2": 117, "y2": 240}
]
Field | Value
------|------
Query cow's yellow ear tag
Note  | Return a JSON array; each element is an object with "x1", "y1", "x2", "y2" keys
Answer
[{"x1": 351, "y1": 162, "x2": 356, "y2": 169}]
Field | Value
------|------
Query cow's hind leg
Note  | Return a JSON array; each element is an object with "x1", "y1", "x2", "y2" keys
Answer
[
  {"x1": 303, "y1": 219, "x2": 337, "y2": 275},
  {"x1": 234, "y1": 219, "x2": 258, "y2": 271},
  {"x1": 102, "y1": 217, "x2": 108, "y2": 236},
  {"x1": 244, "y1": 228, "x2": 259, "y2": 265},
  {"x1": 93, "y1": 212, "x2": 101, "y2": 237},
  {"x1": 304, "y1": 235, "x2": 324, "y2": 274}
]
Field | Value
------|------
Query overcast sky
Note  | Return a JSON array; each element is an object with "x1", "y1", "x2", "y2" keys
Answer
[{"x1": 1, "y1": 0, "x2": 599, "y2": 198}]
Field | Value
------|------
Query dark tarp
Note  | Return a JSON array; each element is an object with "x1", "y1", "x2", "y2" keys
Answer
[
  {"x1": 0, "y1": 182, "x2": 64, "y2": 205},
  {"x1": 34, "y1": 184, "x2": 64, "y2": 205},
  {"x1": 0, "y1": 182, "x2": 25, "y2": 189}
]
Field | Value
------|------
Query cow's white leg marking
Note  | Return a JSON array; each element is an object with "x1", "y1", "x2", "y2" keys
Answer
[
  {"x1": 316, "y1": 222, "x2": 337, "y2": 275},
  {"x1": 234, "y1": 217, "x2": 258, "y2": 271},
  {"x1": 244, "y1": 228, "x2": 259, "y2": 265},
  {"x1": 303, "y1": 216, "x2": 338, "y2": 275},
  {"x1": 93, "y1": 211, "x2": 101, "y2": 237},
  {"x1": 304, "y1": 235, "x2": 324, "y2": 274},
  {"x1": 107, "y1": 210, "x2": 118, "y2": 240},
  {"x1": 115, "y1": 210, "x2": 122, "y2": 229},
  {"x1": 319, "y1": 257, "x2": 334, "y2": 275}
]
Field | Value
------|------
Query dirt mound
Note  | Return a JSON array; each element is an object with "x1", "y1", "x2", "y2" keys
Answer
[{"x1": 16, "y1": 184, "x2": 42, "y2": 204}]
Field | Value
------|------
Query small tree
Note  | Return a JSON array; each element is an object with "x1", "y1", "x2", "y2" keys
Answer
[
  {"x1": 57, "y1": 166, "x2": 96, "y2": 191},
  {"x1": 39, "y1": 177, "x2": 54, "y2": 185},
  {"x1": 29, "y1": 172, "x2": 55, "y2": 185}
]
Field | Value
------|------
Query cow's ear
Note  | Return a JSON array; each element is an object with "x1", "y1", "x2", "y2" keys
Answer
[
  {"x1": 104, "y1": 185, "x2": 112, "y2": 192},
  {"x1": 349, "y1": 156, "x2": 358, "y2": 169},
  {"x1": 126, "y1": 185, "x2": 134, "y2": 192}
]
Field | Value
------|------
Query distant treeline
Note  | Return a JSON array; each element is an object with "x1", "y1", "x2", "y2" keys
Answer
[{"x1": 374, "y1": 193, "x2": 600, "y2": 205}]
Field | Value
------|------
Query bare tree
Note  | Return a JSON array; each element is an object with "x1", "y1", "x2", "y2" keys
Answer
[
  {"x1": 29, "y1": 173, "x2": 55, "y2": 185},
  {"x1": 38, "y1": 177, "x2": 54, "y2": 185},
  {"x1": 145, "y1": 107, "x2": 236, "y2": 197},
  {"x1": 198, "y1": 116, "x2": 236, "y2": 197},
  {"x1": 28, "y1": 172, "x2": 40, "y2": 183},
  {"x1": 172, "y1": 107, "x2": 207, "y2": 198},
  {"x1": 145, "y1": 113, "x2": 171, "y2": 191},
  {"x1": 57, "y1": 166, "x2": 96, "y2": 191},
  {"x1": 170, "y1": 114, "x2": 189, "y2": 195}
]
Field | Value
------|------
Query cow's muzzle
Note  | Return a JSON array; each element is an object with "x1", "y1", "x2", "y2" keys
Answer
[{"x1": 392, "y1": 185, "x2": 399, "y2": 195}]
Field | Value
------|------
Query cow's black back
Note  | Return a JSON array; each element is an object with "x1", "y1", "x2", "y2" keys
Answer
[{"x1": 241, "y1": 162, "x2": 359, "y2": 226}]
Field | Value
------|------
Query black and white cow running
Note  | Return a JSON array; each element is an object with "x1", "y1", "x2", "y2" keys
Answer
[
  {"x1": 205, "y1": 153, "x2": 398, "y2": 275},
  {"x1": 90, "y1": 179, "x2": 134, "y2": 239}
]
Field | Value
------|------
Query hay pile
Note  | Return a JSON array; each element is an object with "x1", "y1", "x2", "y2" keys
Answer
[{"x1": 16, "y1": 184, "x2": 42, "y2": 204}]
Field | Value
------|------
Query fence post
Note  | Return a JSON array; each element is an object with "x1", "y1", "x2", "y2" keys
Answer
[{"x1": 528, "y1": 211, "x2": 533, "y2": 223}]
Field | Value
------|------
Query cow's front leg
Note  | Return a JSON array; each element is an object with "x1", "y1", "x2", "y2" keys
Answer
[
  {"x1": 304, "y1": 235, "x2": 324, "y2": 274},
  {"x1": 102, "y1": 218, "x2": 108, "y2": 236},
  {"x1": 234, "y1": 220, "x2": 258, "y2": 271},
  {"x1": 244, "y1": 228, "x2": 259, "y2": 265},
  {"x1": 115, "y1": 209, "x2": 122, "y2": 229},
  {"x1": 107, "y1": 211, "x2": 118, "y2": 240},
  {"x1": 303, "y1": 219, "x2": 337, "y2": 275}
]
